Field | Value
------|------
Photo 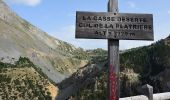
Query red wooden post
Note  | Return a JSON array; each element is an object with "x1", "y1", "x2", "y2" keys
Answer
[{"x1": 108, "y1": 0, "x2": 120, "y2": 100}]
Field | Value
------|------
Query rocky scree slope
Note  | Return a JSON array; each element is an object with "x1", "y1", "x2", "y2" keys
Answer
[{"x1": 0, "y1": 0, "x2": 88, "y2": 83}]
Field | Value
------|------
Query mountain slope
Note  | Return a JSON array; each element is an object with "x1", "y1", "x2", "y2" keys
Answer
[
  {"x1": 57, "y1": 49, "x2": 107, "y2": 100},
  {"x1": 0, "y1": 0, "x2": 88, "y2": 83},
  {"x1": 0, "y1": 57, "x2": 58, "y2": 100},
  {"x1": 61, "y1": 36, "x2": 170, "y2": 99}
]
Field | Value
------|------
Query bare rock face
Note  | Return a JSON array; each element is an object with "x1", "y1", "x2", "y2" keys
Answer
[
  {"x1": 0, "y1": 0, "x2": 15, "y2": 22},
  {"x1": 0, "y1": 0, "x2": 88, "y2": 83}
]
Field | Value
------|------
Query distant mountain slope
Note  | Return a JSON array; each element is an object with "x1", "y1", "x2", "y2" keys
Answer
[
  {"x1": 57, "y1": 49, "x2": 107, "y2": 100},
  {"x1": 0, "y1": 57, "x2": 58, "y2": 100},
  {"x1": 0, "y1": 0, "x2": 88, "y2": 83},
  {"x1": 61, "y1": 36, "x2": 170, "y2": 99}
]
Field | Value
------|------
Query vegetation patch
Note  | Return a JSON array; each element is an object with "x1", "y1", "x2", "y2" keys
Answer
[
  {"x1": 69, "y1": 39, "x2": 170, "y2": 99},
  {"x1": 0, "y1": 57, "x2": 57, "y2": 100}
]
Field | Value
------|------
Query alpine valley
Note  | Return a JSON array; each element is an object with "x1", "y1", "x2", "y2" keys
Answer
[{"x1": 0, "y1": 0, "x2": 170, "y2": 100}]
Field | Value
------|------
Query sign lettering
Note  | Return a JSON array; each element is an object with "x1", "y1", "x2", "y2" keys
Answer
[{"x1": 76, "y1": 12, "x2": 154, "y2": 40}]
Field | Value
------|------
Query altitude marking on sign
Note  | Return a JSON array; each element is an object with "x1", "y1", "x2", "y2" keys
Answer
[{"x1": 75, "y1": 0, "x2": 154, "y2": 100}]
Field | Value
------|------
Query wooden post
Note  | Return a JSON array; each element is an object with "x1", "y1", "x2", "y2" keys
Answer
[
  {"x1": 108, "y1": 0, "x2": 119, "y2": 100},
  {"x1": 141, "y1": 84, "x2": 153, "y2": 100}
]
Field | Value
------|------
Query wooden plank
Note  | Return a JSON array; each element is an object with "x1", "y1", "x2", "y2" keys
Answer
[
  {"x1": 108, "y1": 0, "x2": 119, "y2": 100},
  {"x1": 153, "y1": 92, "x2": 170, "y2": 100},
  {"x1": 76, "y1": 12, "x2": 153, "y2": 40},
  {"x1": 119, "y1": 95, "x2": 148, "y2": 100},
  {"x1": 119, "y1": 92, "x2": 170, "y2": 100}
]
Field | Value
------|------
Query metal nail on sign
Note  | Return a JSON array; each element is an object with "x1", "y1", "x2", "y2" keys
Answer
[{"x1": 76, "y1": 11, "x2": 154, "y2": 40}]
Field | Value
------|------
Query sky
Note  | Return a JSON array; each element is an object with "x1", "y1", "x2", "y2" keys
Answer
[{"x1": 4, "y1": 0, "x2": 170, "y2": 50}]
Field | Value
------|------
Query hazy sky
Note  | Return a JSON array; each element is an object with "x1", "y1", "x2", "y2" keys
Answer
[{"x1": 4, "y1": 0, "x2": 170, "y2": 50}]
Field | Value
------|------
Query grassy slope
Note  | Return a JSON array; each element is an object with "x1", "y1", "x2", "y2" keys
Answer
[{"x1": 0, "y1": 57, "x2": 58, "y2": 100}]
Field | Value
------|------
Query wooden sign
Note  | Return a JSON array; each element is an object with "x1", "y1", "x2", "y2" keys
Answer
[
  {"x1": 75, "y1": 0, "x2": 154, "y2": 100},
  {"x1": 76, "y1": 11, "x2": 154, "y2": 40}
]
